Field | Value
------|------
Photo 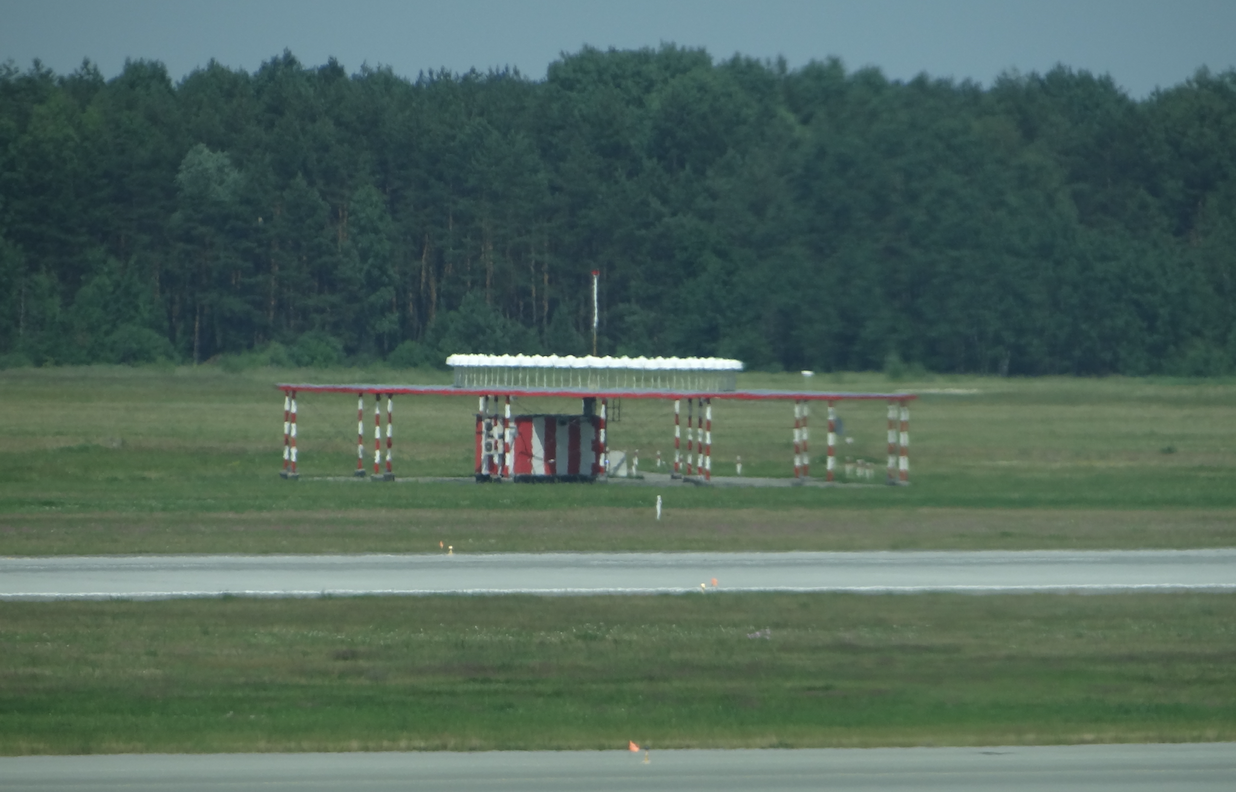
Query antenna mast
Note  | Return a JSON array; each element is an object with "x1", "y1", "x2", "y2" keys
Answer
[{"x1": 591, "y1": 269, "x2": 599, "y2": 355}]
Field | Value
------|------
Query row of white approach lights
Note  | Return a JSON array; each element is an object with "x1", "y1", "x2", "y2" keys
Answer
[{"x1": 446, "y1": 353, "x2": 744, "y2": 371}]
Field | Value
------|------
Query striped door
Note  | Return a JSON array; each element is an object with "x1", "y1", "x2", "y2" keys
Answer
[{"x1": 511, "y1": 416, "x2": 600, "y2": 476}]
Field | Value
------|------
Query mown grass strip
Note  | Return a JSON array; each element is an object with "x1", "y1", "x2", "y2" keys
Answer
[
  {"x1": 3, "y1": 508, "x2": 1236, "y2": 555},
  {"x1": 2, "y1": 592, "x2": 1233, "y2": 754}
]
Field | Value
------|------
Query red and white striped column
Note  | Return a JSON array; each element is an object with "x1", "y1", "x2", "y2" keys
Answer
[
  {"x1": 887, "y1": 401, "x2": 898, "y2": 484},
  {"x1": 685, "y1": 397, "x2": 695, "y2": 476},
  {"x1": 899, "y1": 400, "x2": 910, "y2": 484},
  {"x1": 800, "y1": 401, "x2": 810, "y2": 477},
  {"x1": 826, "y1": 401, "x2": 836, "y2": 482},
  {"x1": 384, "y1": 394, "x2": 394, "y2": 481},
  {"x1": 281, "y1": 391, "x2": 291, "y2": 478},
  {"x1": 355, "y1": 393, "x2": 366, "y2": 477},
  {"x1": 288, "y1": 390, "x2": 298, "y2": 478},
  {"x1": 673, "y1": 399, "x2": 681, "y2": 477},
  {"x1": 793, "y1": 401, "x2": 802, "y2": 478},
  {"x1": 703, "y1": 398, "x2": 712, "y2": 482},
  {"x1": 372, "y1": 393, "x2": 383, "y2": 477},
  {"x1": 477, "y1": 395, "x2": 488, "y2": 476},
  {"x1": 600, "y1": 397, "x2": 609, "y2": 476},
  {"x1": 502, "y1": 395, "x2": 512, "y2": 479},
  {"x1": 486, "y1": 395, "x2": 497, "y2": 476}
]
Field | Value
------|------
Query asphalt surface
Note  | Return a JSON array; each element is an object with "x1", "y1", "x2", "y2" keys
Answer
[
  {"x1": 3, "y1": 744, "x2": 1233, "y2": 791},
  {"x1": 2, "y1": 549, "x2": 1234, "y2": 599}
]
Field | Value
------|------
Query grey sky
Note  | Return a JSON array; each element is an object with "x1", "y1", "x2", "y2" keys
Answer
[{"x1": 2, "y1": 0, "x2": 1233, "y2": 98}]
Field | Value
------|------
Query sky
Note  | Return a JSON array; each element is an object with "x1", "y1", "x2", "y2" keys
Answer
[{"x1": 2, "y1": 0, "x2": 1234, "y2": 99}]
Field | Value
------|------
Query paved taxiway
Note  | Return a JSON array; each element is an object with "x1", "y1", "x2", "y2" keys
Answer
[
  {"x1": 2, "y1": 549, "x2": 1234, "y2": 599},
  {"x1": 3, "y1": 744, "x2": 1233, "y2": 791}
]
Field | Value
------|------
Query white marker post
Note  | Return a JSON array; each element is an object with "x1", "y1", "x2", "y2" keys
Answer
[{"x1": 656, "y1": 495, "x2": 662, "y2": 520}]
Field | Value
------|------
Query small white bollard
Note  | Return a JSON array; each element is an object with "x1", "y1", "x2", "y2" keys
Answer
[
  {"x1": 633, "y1": 449, "x2": 639, "y2": 477},
  {"x1": 656, "y1": 495, "x2": 662, "y2": 520},
  {"x1": 736, "y1": 455, "x2": 743, "y2": 476},
  {"x1": 656, "y1": 450, "x2": 662, "y2": 469}
]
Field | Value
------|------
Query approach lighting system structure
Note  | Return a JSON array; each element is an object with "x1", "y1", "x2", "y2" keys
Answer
[{"x1": 276, "y1": 354, "x2": 914, "y2": 485}]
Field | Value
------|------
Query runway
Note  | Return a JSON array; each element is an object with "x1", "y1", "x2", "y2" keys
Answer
[
  {"x1": 2, "y1": 548, "x2": 1234, "y2": 599},
  {"x1": 3, "y1": 744, "x2": 1233, "y2": 791}
]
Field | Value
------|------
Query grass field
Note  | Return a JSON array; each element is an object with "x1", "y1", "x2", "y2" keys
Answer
[
  {"x1": 2, "y1": 365, "x2": 1236, "y2": 553},
  {"x1": 2, "y1": 365, "x2": 1234, "y2": 754},
  {"x1": 3, "y1": 592, "x2": 1232, "y2": 754}
]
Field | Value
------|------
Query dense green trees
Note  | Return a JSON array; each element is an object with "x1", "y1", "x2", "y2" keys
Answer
[{"x1": 1, "y1": 47, "x2": 1234, "y2": 374}]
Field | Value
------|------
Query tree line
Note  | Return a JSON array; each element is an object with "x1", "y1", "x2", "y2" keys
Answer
[{"x1": 1, "y1": 46, "x2": 1234, "y2": 375}]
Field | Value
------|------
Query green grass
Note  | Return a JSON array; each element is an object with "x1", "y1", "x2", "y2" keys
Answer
[
  {"x1": 4, "y1": 508, "x2": 1236, "y2": 555},
  {"x1": 2, "y1": 366, "x2": 1234, "y2": 755},
  {"x1": 2, "y1": 592, "x2": 1232, "y2": 754},
  {"x1": 2, "y1": 365, "x2": 1236, "y2": 553}
]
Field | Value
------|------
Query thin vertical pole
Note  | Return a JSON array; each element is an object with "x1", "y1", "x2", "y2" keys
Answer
[
  {"x1": 685, "y1": 397, "x2": 695, "y2": 476},
  {"x1": 373, "y1": 393, "x2": 382, "y2": 476},
  {"x1": 887, "y1": 401, "x2": 897, "y2": 484},
  {"x1": 899, "y1": 401, "x2": 910, "y2": 484},
  {"x1": 793, "y1": 401, "x2": 802, "y2": 478},
  {"x1": 591, "y1": 269, "x2": 599, "y2": 356},
  {"x1": 281, "y1": 392, "x2": 291, "y2": 477},
  {"x1": 673, "y1": 399, "x2": 681, "y2": 477},
  {"x1": 288, "y1": 390, "x2": 298, "y2": 478},
  {"x1": 826, "y1": 401, "x2": 836, "y2": 482},
  {"x1": 384, "y1": 394, "x2": 394, "y2": 480},
  {"x1": 703, "y1": 398, "x2": 712, "y2": 482},
  {"x1": 502, "y1": 395, "x2": 512, "y2": 479},
  {"x1": 355, "y1": 393, "x2": 365, "y2": 477}
]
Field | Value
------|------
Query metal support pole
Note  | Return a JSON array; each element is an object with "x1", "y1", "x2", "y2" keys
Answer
[
  {"x1": 486, "y1": 395, "x2": 497, "y2": 476},
  {"x1": 502, "y1": 395, "x2": 512, "y2": 479},
  {"x1": 801, "y1": 401, "x2": 810, "y2": 477},
  {"x1": 703, "y1": 398, "x2": 712, "y2": 482},
  {"x1": 288, "y1": 390, "x2": 298, "y2": 478},
  {"x1": 384, "y1": 394, "x2": 394, "y2": 481},
  {"x1": 899, "y1": 401, "x2": 910, "y2": 484},
  {"x1": 281, "y1": 392, "x2": 291, "y2": 478},
  {"x1": 600, "y1": 397, "x2": 609, "y2": 476},
  {"x1": 373, "y1": 393, "x2": 382, "y2": 477},
  {"x1": 887, "y1": 401, "x2": 897, "y2": 484},
  {"x1": 826, "y1": 401, "x2": 836, "y2": 482},
  {"x1": 685, "y1": 397, "x2": 695, "y2": 476},
  {"x1": 793, "y1": 401, "x2": 802, "y2": 478},
  {"x1": 673, "y1": 399, "x2": 681, "y2": 478},
  {"x1": 477, "y1": 396, "x2": 487, "y2": 476},
  {"x1": 355, "y1": 393, "x2": 366, "y2": 477}
]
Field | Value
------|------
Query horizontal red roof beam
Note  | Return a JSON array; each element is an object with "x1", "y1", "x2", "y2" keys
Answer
[{"x1": 275, "y1": 384, "x2": 916, "y2": 401}]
